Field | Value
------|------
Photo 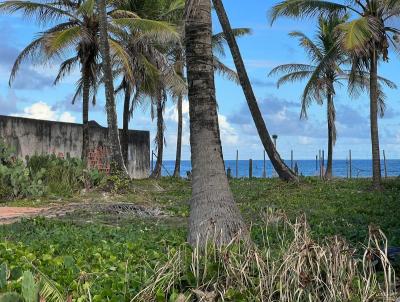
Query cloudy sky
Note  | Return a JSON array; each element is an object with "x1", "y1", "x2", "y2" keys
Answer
[{"x1": 1, "y1": 0, "x2": 400, "y2": 160}]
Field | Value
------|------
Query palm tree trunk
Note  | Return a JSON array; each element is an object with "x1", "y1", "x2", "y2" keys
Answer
[
  {"x1": 325, "y1": 92, "x2": 334, "y2": 179},
  {"x1": 81, "y1": 64, "x2": 90, "y2": 162},
  {"x1": 97, "y1": 0, "x2": 128, "y2": 176},
  {"x1": 370, "y1": 47, "x2": 382, "y2": 189},
  {"x1": 173, "y1": 93, "x2": 183, "y2": 178},
  {"x1": 185, "y1": 0, "x2": 248, "y2": 247},
  {"x1": 150, "y1": 92, "x2": 164, "y2": 178},
  {"x1": 122, "y1": 84, "x2": 131, "y2": 164},
  {"x1": 212, "y1": 0, "x2": 297, "y2": 182}
]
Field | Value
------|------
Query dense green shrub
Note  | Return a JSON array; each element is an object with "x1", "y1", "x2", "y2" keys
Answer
[{"x1": 0, "y1": 140, "x2": 106, "y2": 200}]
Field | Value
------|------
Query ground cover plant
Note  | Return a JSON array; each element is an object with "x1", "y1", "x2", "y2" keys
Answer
[{"x1": 0, "y1": 177, "x2": 399, "y2": 300}]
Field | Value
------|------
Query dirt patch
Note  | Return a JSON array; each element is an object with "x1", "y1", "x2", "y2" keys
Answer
[
  {"x1": 0, "y1": 207, "x2": 46, "y2": 224},
  {"x1": 0, "y1": 202, "x2": 168, "y2": 225}
]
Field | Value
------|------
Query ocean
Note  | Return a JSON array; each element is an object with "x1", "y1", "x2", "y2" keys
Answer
[{"x1": 158, "y1": 159, "x2": 400, "y2": 178}]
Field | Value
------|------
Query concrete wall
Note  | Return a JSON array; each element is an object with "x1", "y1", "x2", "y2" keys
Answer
[{"x1": 0, "y1": 115, "x2": 150, "y2": 178}]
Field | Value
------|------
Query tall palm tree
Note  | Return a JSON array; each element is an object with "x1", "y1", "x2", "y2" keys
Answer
[
  {"x1": 269, "y1": 16, "x2": 348, "y2": 179},
  {"x1": 270, "y1": 0, "x2": 400, "y2": 188},
  {"x1": 97, "y1": 0, "x2": 128, "y2": 175},
  {"x1": 185, "y1": 0, "x2": 247, "y2": 247},
  {"x1": 212, "y1": 0, "x2": 298, "y2": 182}
]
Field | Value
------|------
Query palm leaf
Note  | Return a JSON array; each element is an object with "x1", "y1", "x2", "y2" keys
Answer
[
  {"x1": 269, "y1": 0, "x2": 347, "y2": 25},
  {"x1": 0, "y1": 0, "x2": 79, "y2": 24},
  {"x1": 337, "y1": 17, "x2": 372, "y2": 51},
  {"x1": 44, "y1": 25, "x2": 82, "y2": 56}
]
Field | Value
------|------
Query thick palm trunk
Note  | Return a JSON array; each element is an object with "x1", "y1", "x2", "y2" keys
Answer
[
  {"x1": 185, "y1": 0, "x2": 247, "y2": 247},
  {"x1": 370, "y1": 48, "x2": 381, "y2": 189},
  {"x1": 212, "y1": 0, "x2": 297, "y2": 182},
  {"x1": 173, "y1": 93, "x2": 183, "y2": 178},
  {"x1": 122, "y1": 86, "x2": 131, "y2": 164},
  {"x1": 97, "y1": 0, "x2": 128, "y2": 176},
  {"x1": 81, "y1": 65, "x2": 90, "y2": 162},
  {"x1": 325, "y1": 93, "x2": 334, "y2": 179},
  {"x1": 150, "y1": 93, "x2": 164, "y2": 178}
]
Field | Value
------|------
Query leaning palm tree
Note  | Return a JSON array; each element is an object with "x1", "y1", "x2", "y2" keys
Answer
[
  {"x1": 269, "y1": 16, "x2": 348, "y2": 179},
  {"x1": 270, "y1": 0, "x2": 400, "y2": 188},
  {"x1": 184, "y1": 0, "x2": 248, "y2": 247},
  {"x1": 212, "y1": 0, "x2": 298, "y2": 182}
]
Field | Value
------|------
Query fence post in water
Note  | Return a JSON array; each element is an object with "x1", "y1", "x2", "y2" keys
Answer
[
  {"x1": 236, "y1": 150, "x2": 239, "y2": 178},
  {"x1": 291, "y1": 150, "x2": 293, "y2": 170},
  {"x1": 263, "y1": 151, "x2": 266, "y2": 178},
  {"x1": 383, "y1": 150, "x2": 387, "y2": 179},
  {"x1": 249, "y1": 159, "x2": 253, "y2": 178},
  {"x1": 349, "y1": 150, "x2": 352, "y2": 179}
]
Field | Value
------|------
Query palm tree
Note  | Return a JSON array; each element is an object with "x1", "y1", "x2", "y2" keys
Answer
[
  {"x1": 97, "y1": 0, "x2": 128, "y2": 175},
  {"x1": 0, "y1": 0, "x2": 175, "y2": 163},
  {"x1": 185, "y1": 0, "x2": 248, "y2": 247},
  {"x1": 269, "y1": 16, "x2": 348, "y2": 179},
  {"x1": 270, "y1": 0, "x2": 400, "y2": 188},
  {"x1": 212, "y1": 0, "x2": 298, "y2": 182}
]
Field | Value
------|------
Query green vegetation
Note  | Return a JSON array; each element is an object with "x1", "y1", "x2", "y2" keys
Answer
[
  {"x1": 0, "y1": 177, "x2": 399, "y2": 300},
  {"x1": 0, "y1": 140, "x2": 106, "y2": 201}
]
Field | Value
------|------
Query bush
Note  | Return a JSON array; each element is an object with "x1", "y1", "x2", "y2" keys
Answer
[{"x1": 0, "y1": 140, "x2": 106, "y2": 200}]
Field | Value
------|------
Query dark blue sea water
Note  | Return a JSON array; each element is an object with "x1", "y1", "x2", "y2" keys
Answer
[{"x1": 158, "y1": 159, "x2": 400, "y2": 178}]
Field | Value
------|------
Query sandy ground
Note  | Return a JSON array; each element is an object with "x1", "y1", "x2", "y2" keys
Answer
[{"x1": 0, "y1": 207, "x2": 46, "y2": 224}]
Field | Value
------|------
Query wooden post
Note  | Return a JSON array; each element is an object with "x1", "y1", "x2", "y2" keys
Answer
[
  {"x1": 151, "y1": 150, "x2": 154, "y2": 172},
  {"x1": 383, "y1": 150, "x2": 387, "y2": 179},
  {"x1": 322, "y1": 150, "x2": 325, "y2": 176},
  {"x1": 316, "y1": 155, "x2": 318, "y2": 171},
  {"x1": 291, "y1": 150, "x2": 293, "y2": 170},
  {"x1": 349, "y1": 150, "x2": 352, "y2": 179},
  {"x1": 227, "y1": 167, "x2": 232, "y2": 179},
  {"x1": 346, "y1": 157, "x2": 349, "y2": 178},
  {"x1": 249, "y1": 159, "x2": 253, "y2": 178},
  {"x1": 318, "y1": 150, "x2": 322, "y2": 179},
  {"x1": 236, "y1": 150, "x2": 239, "y2": 178},
  {"x1": 263, "y1": 151, "x2": 266, "y2": 178}
]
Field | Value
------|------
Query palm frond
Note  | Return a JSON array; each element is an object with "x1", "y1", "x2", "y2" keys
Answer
[
  {"x1": 213, "y1": 57, "x2": 239, "y2": 84},
  {"x1": 269, "y1": 63, "x2": 315, "y2": 77},
  {"x1": 54, "y1": 55, "x2": 79, "y2": 85},
  {"x1": 289, "y1": 31, "x2": 323, "y2": 60},
  {"x1": 269, "y1": 0, "x2": 347, "y2": 25},
  {"x1": 9, "y1": 36, "x2": 45, "y2": 85},
  {"x1": 44, "y1": 25, "x2": 82, "y2": 56},
  {"x1": 212, "y1": 28, "x2": 251, "y2": 57},
  {"x1": 0, "y1": 0, "x2": 79, "y2": 25},
  {"x1": 276, "y1": 70, "x2": 315, "y2": 87},
  {"x1": 337, "y1": 17, "x2": 372, "y2": 51}
]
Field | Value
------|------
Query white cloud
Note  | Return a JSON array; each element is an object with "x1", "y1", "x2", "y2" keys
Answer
[
  {"x1": 12, "y1": 101, "x2": 76, "y2": 123},
  {"x1": 59, "y1": 111, "x2": 76, "y2": 123},
  {"x1": 218, "y1": 114, "x2": 239, "y2": 145},
  {"x1": 298, "y1": 136, "x2": 314, "y2": 145}
]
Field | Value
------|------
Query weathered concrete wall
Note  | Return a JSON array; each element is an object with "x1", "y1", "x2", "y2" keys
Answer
[{"x1": 0, "y1": 115, "x2": 150, "y2": 178}]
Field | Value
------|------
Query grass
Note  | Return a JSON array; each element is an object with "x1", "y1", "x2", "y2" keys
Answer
[{"x1": 0, "y1": 177, "x2": 399, "y2": 300}]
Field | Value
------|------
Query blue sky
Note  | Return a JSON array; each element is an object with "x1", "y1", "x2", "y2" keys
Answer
[{"x1": 0, "y1": 0, "x2": 400, "y2": 160}]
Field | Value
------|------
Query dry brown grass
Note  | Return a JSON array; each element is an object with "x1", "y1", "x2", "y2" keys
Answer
[{"x1": 134, "y1": 210, "x2": 398, "y2": 302}]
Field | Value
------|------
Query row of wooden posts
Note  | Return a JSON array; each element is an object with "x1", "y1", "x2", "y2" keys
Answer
[
  {"x1": 151, "y1": 149, "x2": 391, "y2": 178},
  {"x1": 231, "y1": 149, "x2": 391, "y2": 179}
]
